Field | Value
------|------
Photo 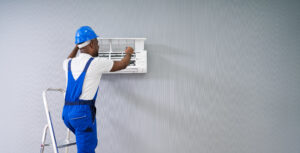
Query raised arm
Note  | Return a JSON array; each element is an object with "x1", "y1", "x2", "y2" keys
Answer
[
  {"x1": 110, "y1": 47, "x2": 134, "y2": 72},
  {"x1": 67, "y1": 46, "x2": 79, "y2": 58}
]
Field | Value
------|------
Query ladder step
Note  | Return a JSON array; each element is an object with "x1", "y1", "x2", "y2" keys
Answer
[
  {"x1": 41, "y1": 144, "x2": 51, "y2": 147},
  {"x1": 57, "y1": 142, "x2": 76, "y2": 148},
  {"x1": 42, "y1": 142, "x2": 76, "y2": 148}
]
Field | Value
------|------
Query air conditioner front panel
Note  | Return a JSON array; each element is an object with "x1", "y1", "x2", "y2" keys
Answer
[{"x1": 98, "y1": 38, "x2": 147, "y2": 74}]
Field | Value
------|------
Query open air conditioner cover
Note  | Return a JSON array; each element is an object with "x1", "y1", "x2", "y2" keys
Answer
[{"x1": 98, "y1": 38, "x2": 147, "y2": 74}]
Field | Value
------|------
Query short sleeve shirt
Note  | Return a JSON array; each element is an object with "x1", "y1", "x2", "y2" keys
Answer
[{"x1": 63, "y1": 53, "x2": 113, "y2": 100}]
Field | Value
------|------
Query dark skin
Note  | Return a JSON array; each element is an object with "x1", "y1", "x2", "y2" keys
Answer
[{"x1": 67, "y1": 38, "x2": 134, "y2": 72}]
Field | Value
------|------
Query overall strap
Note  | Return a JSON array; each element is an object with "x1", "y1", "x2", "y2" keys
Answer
[
  {"x1": 67, "y1": 57, "x2": 94, "y2": 82},
  {"x1": 68, "y1": 59, "x2": 72, "y2": 72},
  {"x1": 93, "y1": 87, "x2": 99, "y2": 100},
  {"x1": 82, "y1": 58, "x2": 94, "y2": 73},
  {"x1": 68, "y1": 57, "x2": 93, "y2": 73},
  {"x1": 64, "y1": 57, "x2": 95, "y2": 104}
]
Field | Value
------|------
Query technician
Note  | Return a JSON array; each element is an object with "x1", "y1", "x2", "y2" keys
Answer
[{"x1": 62, "y1": 26, "x2": 134, "y2": 153}]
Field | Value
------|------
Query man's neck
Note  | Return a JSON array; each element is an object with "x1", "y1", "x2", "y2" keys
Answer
[{"x1": 80, "y1": 50, "x2": 91, "y2": 56}]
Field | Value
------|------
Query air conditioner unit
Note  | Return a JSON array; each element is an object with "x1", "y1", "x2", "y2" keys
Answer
[{"x1": 98, "y1": 38, "x2": 147, "y2": 73}]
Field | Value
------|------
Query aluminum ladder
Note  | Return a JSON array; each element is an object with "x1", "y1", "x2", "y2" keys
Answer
[{"x1": 40, "y1": 88, "x2": 76, "y2": 153}]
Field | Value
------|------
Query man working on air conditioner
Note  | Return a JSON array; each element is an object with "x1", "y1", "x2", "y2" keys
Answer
[{"x1": 62, "y1": 26, "x2": 134, "y2": 153}]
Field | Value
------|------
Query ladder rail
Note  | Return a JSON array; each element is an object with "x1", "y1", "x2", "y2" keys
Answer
[
  {"x1": 41, "y1": 88, "x2": 77, "y2": 153},
  {"x1": 64, "y1": 129, "x2": 72, "y2": 153},
  {"x1": 40, "y1": 125, "x2": 49, "y2": 153},
  {"x1": 42, "y1": 88, "x2": 65, "y2": 153}
]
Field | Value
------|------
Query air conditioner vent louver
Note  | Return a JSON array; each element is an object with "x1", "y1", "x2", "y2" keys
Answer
[{"x1": 98, "y1": 38, "x2": 147, "y2": 73}]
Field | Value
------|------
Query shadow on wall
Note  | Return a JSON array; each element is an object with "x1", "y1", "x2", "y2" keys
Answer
[
  {"x1": 101, "y1": 43, "x2": 253, "y2": 139},
  {"x1": 101, "y1": 44, "x2": 229, "y2": 135},
  {"x1": 103, "y1": 43, "x2": 230, "y2": 93},
  {"x1": 102, "y1": 43, "x2": 204, "y2": 81}
]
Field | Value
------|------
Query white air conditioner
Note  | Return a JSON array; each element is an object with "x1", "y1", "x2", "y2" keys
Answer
[{"x1": 98, "y1": 38, "x2": 147, "y2": 73}]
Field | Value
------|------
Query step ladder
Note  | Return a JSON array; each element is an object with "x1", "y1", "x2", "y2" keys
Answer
[{"x1": 40, "y1": 88, "x2": 76, "y2": 153}]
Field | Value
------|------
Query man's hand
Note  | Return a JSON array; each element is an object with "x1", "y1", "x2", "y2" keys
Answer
[
  {"x1": 110, "y1": 46, "x2": 134, "y2": 72},
  {"x1": 125, "y1": 47, "x2": 134, "y2": 55}
]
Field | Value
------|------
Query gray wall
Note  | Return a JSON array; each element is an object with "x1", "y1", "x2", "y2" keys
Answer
[{"x1": 0, "y1": 0, "x2": 299, "y2": 153}]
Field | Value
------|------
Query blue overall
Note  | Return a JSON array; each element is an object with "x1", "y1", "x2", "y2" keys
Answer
[{"x1": 62, "y1": 57, "x2": 98, "y2": 153}]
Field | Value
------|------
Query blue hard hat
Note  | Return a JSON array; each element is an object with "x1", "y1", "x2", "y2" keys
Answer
[{"x1": 75, "y1": 26, "x2": 98, "y2": 44}]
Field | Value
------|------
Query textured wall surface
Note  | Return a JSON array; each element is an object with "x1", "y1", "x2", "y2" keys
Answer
[{"x1": 0, "y1": 0, "x2": 299, "y2": 153}]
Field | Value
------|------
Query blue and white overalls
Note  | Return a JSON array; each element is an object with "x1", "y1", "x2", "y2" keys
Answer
[{"x1": 62, "y1": 57, "x2": 98, "y2": 153}]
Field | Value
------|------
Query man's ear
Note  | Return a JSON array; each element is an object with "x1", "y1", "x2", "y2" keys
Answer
[
  {"x1": 89, "y1": 40, "x2": 96, "y2": 49},
  {"x1": 86, "y1": 41, "x2": 93, "y2": 49}
]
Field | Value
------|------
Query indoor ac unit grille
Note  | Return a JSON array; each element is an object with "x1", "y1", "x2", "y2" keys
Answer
[{"x1": 98, "y1": 38, "x2": 147, "y2": 73}]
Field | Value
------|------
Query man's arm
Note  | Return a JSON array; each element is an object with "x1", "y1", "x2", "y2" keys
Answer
[
  {"x1": 67, "y1": 46, "x2": 79, "y2": 58},
  {"x1": 110, "y1": 47, "x2": 134, "y2": 72}
]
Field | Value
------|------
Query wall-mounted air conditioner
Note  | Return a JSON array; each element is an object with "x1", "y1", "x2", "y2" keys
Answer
[{"x1": 98, "y1": 38, "x2": 147, "y2": 73}]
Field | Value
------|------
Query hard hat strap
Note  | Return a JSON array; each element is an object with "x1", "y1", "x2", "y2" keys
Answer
[{"x1": 78, "y1": 40, "x2": 91, "y2": 48}]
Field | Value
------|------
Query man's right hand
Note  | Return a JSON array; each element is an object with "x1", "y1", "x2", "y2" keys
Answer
[
  {"x1": 110, "y1": 46, "x2": 134, "y2": 72},
  {"x1": 125, "y1": 47, "x2": 134, "y2": 55}
]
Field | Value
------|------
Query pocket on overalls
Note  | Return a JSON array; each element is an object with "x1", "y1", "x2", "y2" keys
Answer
[{"x1": 69, "y1": 111, "x2": 92, "y2": 131}]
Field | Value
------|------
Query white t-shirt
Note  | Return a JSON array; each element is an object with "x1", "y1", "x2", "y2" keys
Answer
[{"x1": 63, "y1": 53, "x2": 113, "y2": 100}]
